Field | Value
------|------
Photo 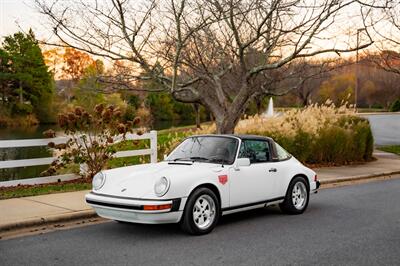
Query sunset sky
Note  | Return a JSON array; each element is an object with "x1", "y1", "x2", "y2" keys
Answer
[
  {"x1": 1, "y1": 0, "x2": 370, "y2": 41},
  {"x1": 1, "y1": 0, "x2": 394, "y2": 62},
  {"x1": 1, "y1": 0, "x2": 49, "y2": 40}
]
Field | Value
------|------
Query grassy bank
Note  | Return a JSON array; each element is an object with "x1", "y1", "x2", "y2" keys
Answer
[
  {"x1": 0, "y1": 179, "x2": 91, "y2": 200},
  {"x1": 0, "y1": 114, "x2": 39, "y2": 127},
  {"x1": 378, "y1": 145, "x2": 400, "y2": 156}
]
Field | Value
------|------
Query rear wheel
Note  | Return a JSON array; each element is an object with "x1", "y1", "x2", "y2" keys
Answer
[
  {"x1": 180, "y1": 187, "x2": 220, "y2": 235},
  {"x1": 280, "y1": 176, "x2": 309, "y2": 214}
]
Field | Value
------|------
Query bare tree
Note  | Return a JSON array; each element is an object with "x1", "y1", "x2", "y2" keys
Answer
[
  {"x1": 250, "y1": 58, "x2": 341, "y2": 107},
  {"x1": 362, "y1": 60, "x2": 400, "y2": 108},
  {"x1": 369, "y1": 1, "x2": 400, "y2": 75},
  {"x1": 291, "y1": 60, "x2": 340, "y2": 106},
  {"x1": 36, "y1": 0, "x2": 381, "y2": 133}
]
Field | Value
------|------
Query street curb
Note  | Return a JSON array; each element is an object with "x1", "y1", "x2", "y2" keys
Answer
[
  {"x1": 0, "y1": 209, "x2": 97, "y2": 233},
  {"x1": 320, "y1": 171, "x2": 400, "y2": 185}
]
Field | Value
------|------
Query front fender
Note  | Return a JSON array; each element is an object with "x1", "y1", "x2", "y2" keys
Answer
[{"x1": 141, "y1": 171, "x2": 230, "y2": 209}]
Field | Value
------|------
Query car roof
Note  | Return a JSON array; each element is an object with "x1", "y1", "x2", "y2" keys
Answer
[{"x1": 189, "y1": 134, "x2": 274, "y2": 142}]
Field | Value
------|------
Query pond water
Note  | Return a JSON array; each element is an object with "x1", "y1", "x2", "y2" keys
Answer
[
  {"x1": 0, "y1": 125, "x2": 61, "y2": 182},
  {"x1": 0, "y1": 120, "x2": 196, "y2": 182}
]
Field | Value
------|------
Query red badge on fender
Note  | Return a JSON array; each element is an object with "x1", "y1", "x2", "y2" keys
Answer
[{"x1": 218, "y1": 175, "x2": 228, "y2": 185}]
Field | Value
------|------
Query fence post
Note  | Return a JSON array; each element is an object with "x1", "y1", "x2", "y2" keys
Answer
[
  {"x1": 149, "y1": 130, "x2": 158, "y2": 163},
  {"x1": 79, "y1": 163, "x2": 88, "y2": 177}
]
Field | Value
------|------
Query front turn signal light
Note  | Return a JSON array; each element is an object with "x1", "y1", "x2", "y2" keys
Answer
[{"x1": 143, "y1": 204, "x2": 172, "y2": 211}]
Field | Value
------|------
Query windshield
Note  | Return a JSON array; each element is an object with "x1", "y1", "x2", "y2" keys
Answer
[{"x1": 166, "y1": 136, "x2": 239, "y2": 165}]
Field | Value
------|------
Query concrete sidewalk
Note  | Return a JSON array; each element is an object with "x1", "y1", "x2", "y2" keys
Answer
[
  {"x1": 315, "y1": 151, "x2": 400, "y2": 184},
  {"x1": 1, "y1": 151, "x2": 399, "y2": 232},
  {"x1": 0, "y1": 190, "x2": 93, "y2": 232}
]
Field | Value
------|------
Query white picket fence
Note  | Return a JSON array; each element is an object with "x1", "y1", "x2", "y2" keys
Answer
[{"x1": 0, "y1": 130, "x2": 157, "y2": 187}]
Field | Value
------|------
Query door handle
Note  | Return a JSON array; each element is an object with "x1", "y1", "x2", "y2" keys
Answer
[{"x1": 269, "y1": 168, "x2": 277, "y2": 172}]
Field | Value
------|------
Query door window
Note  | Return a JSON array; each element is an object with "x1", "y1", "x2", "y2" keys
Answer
[{"x1": 238, "y1": 140, "x2": 271, "y2": 163}]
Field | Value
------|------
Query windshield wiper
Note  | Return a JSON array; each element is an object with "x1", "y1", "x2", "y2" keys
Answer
[
  {"x1": 172, "y1": 156, "x2": 209, "y2": 162},
  {"x1": 189, "y1": 156, "x2": 209, "y2": 161},
  {"x1": 172, "y1": 157, "x2": 191, "y2": 162},
  {"x1": 209, "y1": 158, "x2": 230, "y2": 164}
]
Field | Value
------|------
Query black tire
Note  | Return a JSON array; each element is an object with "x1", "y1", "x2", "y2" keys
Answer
[
  {"x1": 279, "y1": 176, "x2": 309, "y2": 214},
  {"x1": 180, "y1": 187, "x2": 220, "y2": 235}
]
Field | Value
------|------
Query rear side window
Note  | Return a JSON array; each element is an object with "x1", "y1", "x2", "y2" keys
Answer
[
  {"x1": 275, "y1": 143, "x2": 291, "y2": 160},
  {"x1": 238, "y1": 140, "x2": 271, "y2": 163}
]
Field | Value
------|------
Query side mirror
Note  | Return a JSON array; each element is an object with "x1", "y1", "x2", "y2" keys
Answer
[{"x1": 235, "y1": 158, "x2": 250, "y2": 170}]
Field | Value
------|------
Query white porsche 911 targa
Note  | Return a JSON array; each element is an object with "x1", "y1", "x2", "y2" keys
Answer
[{"x1": 86, "y1": 134, "x2": 320, "y2": 235}]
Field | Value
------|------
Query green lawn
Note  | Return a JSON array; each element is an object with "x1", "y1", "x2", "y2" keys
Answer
[
  {"x1": 108, "y1": 129, "x2": 190, "y2": 168},
  {"x1": 0, "y1": 180, "x2": 91, "y2": 200},
  {"x1": 378, "y1": 145, "x2": 400, "y2": 156},
  {"x1": 356, "y1": 108, "x2": 388, "y2": 113}
]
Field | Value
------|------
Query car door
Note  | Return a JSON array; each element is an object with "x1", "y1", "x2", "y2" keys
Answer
[
  {"x1": 270, "y1": 142, "x2": 294, "y2": 197},
  {"x1": 228, "y1": 139, "x2": 277, "y2": 207}
]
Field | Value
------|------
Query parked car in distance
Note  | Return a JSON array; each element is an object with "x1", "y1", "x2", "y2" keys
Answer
[{"x1": 86, "y1": 134, "x2": 320, "y2": 235}]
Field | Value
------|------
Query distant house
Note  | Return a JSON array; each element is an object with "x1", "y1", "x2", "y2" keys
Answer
[{"x1": 55, "y1": 79, "x2": 75, "y2": 101}]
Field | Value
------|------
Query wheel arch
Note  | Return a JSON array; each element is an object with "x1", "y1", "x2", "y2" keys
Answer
[
  {"x1": 289, "y1": 174, "x2": 310, "y2": 191},
  {"x1": 280, "y1": 173, "x2": 311, "y2": 214},
  {"x1": 187, "y1": 183, "x2": 222, "y2": 206}
]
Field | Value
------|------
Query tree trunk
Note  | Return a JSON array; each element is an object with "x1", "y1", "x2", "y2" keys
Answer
[
  {"x1": 256, "y1": 97, "x2": 263, "y2": 114},
  {"x1": 193, "y1": 104, "x2": 201, "y2": 129},
  {"x1": 215, "y1": 112, "x2": 241, "y2": 134},
  {"x1": 211, "y1": 84, "x2": 251, "y2": 134},
  {"x1": 19, "y1": 82, "x2": 23, "y2": 104},
  {"x1": 302, "y1": 97, "x2": 308, "y2": 107},
  {"x1": 0, "y1": 85, "x2": 3, "y2": 104}
]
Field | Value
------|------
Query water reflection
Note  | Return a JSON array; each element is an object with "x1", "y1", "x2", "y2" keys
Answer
[{"x1": 0, "y1": 146, "x2": 51, "y2": 181}]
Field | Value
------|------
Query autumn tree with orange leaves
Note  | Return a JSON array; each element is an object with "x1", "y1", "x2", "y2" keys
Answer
[
  {"x1": 43, "y1": 47, "x2": 97, "y2": 81},
  {"x1": 62, "y1": 48, "x2": 96, "y2": 81}
]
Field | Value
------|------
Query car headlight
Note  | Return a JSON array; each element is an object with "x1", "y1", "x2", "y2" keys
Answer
[
  {"x1": 154, "y1": 176, "x2": 170, "y2": 197},
  {"x1": 92, "y1": 172, "x2": 106, "y2": 190}
]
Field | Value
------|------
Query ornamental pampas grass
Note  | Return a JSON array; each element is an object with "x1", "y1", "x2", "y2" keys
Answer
[{"x1": 236, "y1": 101, "x2": 355, "y2": 138}]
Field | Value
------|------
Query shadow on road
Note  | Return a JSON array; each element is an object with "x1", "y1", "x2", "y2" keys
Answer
[
  {"x1": 97, "y1": 204, "x2": 325, "y2": 238},
  {"x1": 218, "y1": 206, "x2": 282, "y2": 225}
]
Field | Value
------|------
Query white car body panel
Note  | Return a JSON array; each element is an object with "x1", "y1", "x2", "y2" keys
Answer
[
  {"x1": 228, "y1": 162, "x2": 277, "y2": 206},
  {"x1": 86, "y1": 135, "x2": 319, "y2": 225}
]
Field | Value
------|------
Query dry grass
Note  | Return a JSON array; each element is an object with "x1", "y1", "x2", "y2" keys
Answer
[{"x1": 236, "y1": 101, "x2": 355, "y2": 137}]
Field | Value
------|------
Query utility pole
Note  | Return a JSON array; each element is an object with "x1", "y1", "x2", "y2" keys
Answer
[{"x1": 355, "y1": 28, "x2": 365, "y2": 112}]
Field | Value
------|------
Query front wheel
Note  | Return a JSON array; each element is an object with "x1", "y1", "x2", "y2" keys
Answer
[
  {"x1": 280, "y1": 176, "x2": 309, "y2": 214},
  {"x1": 180, "y1": 187, "x2": 220, "y2": 235}
]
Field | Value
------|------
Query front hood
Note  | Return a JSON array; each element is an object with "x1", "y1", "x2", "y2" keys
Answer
[{"x1": 95, "y1": 161, "x2": 223, "y2": 198}]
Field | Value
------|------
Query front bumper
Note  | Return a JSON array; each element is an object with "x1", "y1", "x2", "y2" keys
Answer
[{"x1": 85, "y1": 192, "x2": 185, "y2": 224}]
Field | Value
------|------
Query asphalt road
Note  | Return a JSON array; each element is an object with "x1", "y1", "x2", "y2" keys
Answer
[
  {"x1": 1, "y1": 178, "x2": 400, "y2": 266},
  {"x1": 362, "y1": 114, "x2": 400, "y2": 145}
]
